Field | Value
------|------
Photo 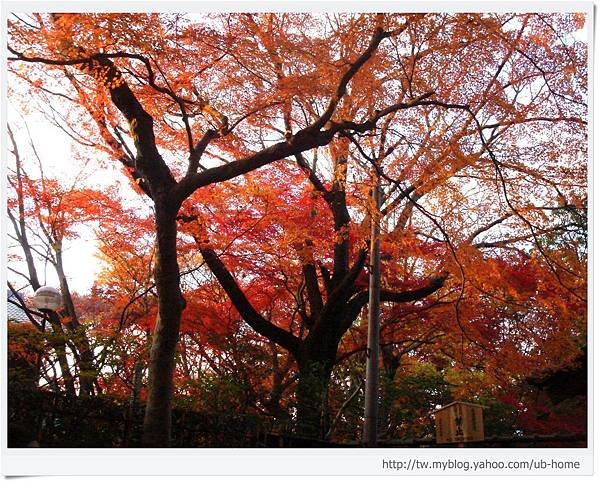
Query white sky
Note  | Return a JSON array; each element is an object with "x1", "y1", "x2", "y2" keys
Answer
[{"x1": 5, "y1": 101, "x2": 146, "y2": 295}]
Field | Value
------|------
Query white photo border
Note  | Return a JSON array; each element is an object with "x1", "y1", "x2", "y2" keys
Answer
[{"x1": 0, "y1": 0, "x2": 595, "y2": 476}]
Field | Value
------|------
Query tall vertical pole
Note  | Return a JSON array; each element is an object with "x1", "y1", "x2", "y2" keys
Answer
[{"x1": 362, "y1": 175, "x2": 382, "y2": 447}]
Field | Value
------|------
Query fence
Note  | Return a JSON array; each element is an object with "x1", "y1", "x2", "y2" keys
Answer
[
  {"x1": 8, "y1": 385, "x2": 279, "y2": 447},
  {"x1": 7, "y1": 386, "x2": 586, "y2": 448}
]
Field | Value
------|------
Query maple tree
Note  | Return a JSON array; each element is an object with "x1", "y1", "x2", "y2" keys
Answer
[
  {"x1": 6, "y1": 124, "x2": 129, "y2": 396},
  {"x1": 172, "y1": 12, "x2": 585, "y2": 437},
  {"x1": 7, "y1": 11, "x2": 587, "y2": 446}
]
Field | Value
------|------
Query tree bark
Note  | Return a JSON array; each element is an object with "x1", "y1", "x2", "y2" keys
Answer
[
  {"x1": 142, "y1": 202, "x2": 185, "y2": 447},
  {"x1": 379, "y1": 345, "x2": 400, "y2": 437},
  {"x1": 54, "y1": 244, "x2": 96, "y2": 395},
  {"x1": 46, "y1": 312, "x2": 76, "y2": 396},
  {"x1": 295, "y1": 356, "x2": 335, "y2": 439}
]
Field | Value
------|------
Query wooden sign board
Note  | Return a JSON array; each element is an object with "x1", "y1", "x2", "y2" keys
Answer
[{"x1": 434, "y1": 401, "x2": 485, "y2": 444}]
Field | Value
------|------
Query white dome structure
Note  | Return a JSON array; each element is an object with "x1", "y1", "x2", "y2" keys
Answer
[{"x1": 33, "y1": 286, "x2": 62, "y2": 312}]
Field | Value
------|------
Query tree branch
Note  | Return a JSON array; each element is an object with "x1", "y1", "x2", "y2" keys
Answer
[
  {"x1": 199, "y1": 246, "x2": 300, "y2": 356},
  {"x1": 302, "y1": 261, "x2": 323, "y2": 320},
  {"x1": 342, "y1": 272, "x2": 449, "y2": 336},
  {"x1": 308, "y1": 14, "x2": 391, "y2": 132},
  {"x1": 187, "y1": 129, "x2": 218, "y2": 175},
  {"x1": 8, "y1": 45, "x2": 177, "y2": 195},
  {"x1": 467, "y1": 213, "x2": 513, "y2": 244}
]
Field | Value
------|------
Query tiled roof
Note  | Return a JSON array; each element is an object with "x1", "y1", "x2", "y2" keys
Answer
[{"x1": 7, "y1": 289, "x2": 31, "y2": 323}]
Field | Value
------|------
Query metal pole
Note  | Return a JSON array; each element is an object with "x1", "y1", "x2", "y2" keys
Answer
[{"x1": 362, "y1": 175, "x2": 382, "y2": 447}]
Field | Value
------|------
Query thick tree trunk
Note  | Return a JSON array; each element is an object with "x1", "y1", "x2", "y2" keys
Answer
[
  {"x1": 379, "y1": 346, "x2": 400, "y2": 437},
  {"x1": 266, "y1": 344, "x2": 285, "y2": 418},
  {"x1": 295, "y1": 355, "x2": 335, "y2": 439},
  {"x1": 142, "y1": 203, "x2": 185, "y2": 447}
]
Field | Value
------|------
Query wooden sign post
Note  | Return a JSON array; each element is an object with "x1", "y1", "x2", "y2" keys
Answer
[{"x1": 433, "y1": 401, "x2": 486, "y2": 446}]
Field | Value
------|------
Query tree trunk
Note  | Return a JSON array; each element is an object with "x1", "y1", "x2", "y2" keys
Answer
[
  {"x1": 142, "y1": 203, "x2": 185, "y2": 447},
  {"x1": 46, "y1": 313, "x2": 76, "y2": 396},
  {"x1": 266, "y1": 344, "x2": 285, "y2": 418},
  {"x1": 379, "y1": 346, "x2": 400, "y2": 438},
  {"x1": 295, "y1": 356, "x2": 334, "y2": 439},
  {"x1": 54, "y1": 244, "x2": 97, "y2": 395},
  {"x1": 124, "y1": 358, "x2": 144, "y2": 447}
]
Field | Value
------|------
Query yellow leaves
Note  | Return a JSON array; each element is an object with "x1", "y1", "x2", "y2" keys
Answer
[
  {"x1": 443, "y1": 366, "x2": 489, "y2": 400},
  {"x1": 333, "y1": 224, "x2": 350, "y2": 245},
  {"x1": 328, "y1": 136, "x2": 351, "y2": 162},
  {"x1": 128, "y1": 118, "x2": 138, "y2": 140},
  {"x1": 105, "y1": 75, "x2": 125, "y2": 90},
  {"x1": 197, "y1": 97, "x2": 228, "y2": 132}
]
